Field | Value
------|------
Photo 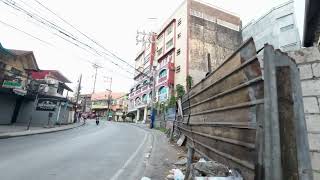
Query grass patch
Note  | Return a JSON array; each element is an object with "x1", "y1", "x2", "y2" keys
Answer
[{"x1": 155, "y1": 127, "x2": 167, "y2": 133}]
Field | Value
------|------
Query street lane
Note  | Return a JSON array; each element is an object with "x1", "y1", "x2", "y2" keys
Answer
[{"x1": 0, "y1": 121, "x2": 149, "y2": 180}]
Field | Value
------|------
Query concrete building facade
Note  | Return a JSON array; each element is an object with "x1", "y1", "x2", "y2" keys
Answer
[
  {"x1": 128, "y1": 0, "x2": 242, "y2": 122},
  {"x1": 288, "y1": 47, "x2": 320, "y2": 179},
  {"x1": 242, "y1": 1, "x2": 301, "y2": 53}
]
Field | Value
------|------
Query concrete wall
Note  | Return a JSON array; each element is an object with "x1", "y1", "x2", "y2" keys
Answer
[
  {"x1": 189, "y1": 15, "x2": 241, "y2": 85},
  {"x1": 288, "y1": 47, "x2": 320, "y2": 178},
  {"x1": 242, "y1": 1, "x2": 301, "y2": 53},
  {"x1": 0, "y1": 93, "x2": 16, "y2": 125},
  {"x1": 16, "y1": 100, "x2": 73, "y2": 126}
]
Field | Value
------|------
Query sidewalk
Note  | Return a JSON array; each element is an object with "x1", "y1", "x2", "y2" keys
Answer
[
  {"x1": 130, "y1": 123, "x2": 187, "y2": 179},
  {"x1": 0, "y1": 122, "x2": 84, "y2": 139}
]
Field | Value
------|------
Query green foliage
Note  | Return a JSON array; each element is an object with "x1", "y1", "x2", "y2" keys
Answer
[
  {"x1": 186, "y1": 75, "x2": 193, "y2": 90},
  {"x1": 176, "y1": 84, "x2": 185, "y2": 98},
  {"x1": 167, "y1": 95, "x2": 176, "y2": 108}
]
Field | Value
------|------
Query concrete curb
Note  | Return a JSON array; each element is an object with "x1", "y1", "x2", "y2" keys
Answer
[{"x1": 0, "y1": 122, "x2": 85, "y2": 139}]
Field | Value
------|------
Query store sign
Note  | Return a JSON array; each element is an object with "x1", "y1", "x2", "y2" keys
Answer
[
  {"x1": 2, "y1": 80, "x2": 22, "y2": 89},
  {"x1": 13, "y1": 88, "x2": 27, "y2": 96},
  {"x1": 36, "y1": 98, "x2": 58, "y2": 111}
]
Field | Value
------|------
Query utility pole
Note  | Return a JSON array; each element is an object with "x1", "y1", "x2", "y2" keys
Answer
[
  {"x1": 74, "y1": 74, "x2": 82, "y2": 123},
  {"x1": 150, "y1": 66, "x2": 156, "y2": 128},
  {"x1": 92, "y1": 63, "x2": 101, "y2": 94},
  {"x1": 105, "y1": 77, "x2": 112, "y2": 121}
]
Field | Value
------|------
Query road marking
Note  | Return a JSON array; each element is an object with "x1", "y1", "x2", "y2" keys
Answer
[{"x1": 109, "y1": 133, "x2": 148, "y2": 180}]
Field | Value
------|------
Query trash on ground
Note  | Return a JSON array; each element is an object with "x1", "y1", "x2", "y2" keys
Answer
[
  {"x1": 176, "y1": 135, "x2": 186, "y2": 146},
  {"x1": 167, "y1": 168, "x2": 185, "y2": 180},
  {"x1": 188, "y1": 159, "x2": 243, "y2": 180},
  {"x1": 174, "y1": 157, "x2": 187, "y2": 166},
  {"x1": 141, "y1": 177, "x2": 151, "y2": 180}
]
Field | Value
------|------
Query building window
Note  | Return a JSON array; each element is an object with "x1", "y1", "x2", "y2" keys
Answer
[
  {"x1": 157, "y1": 47, "x2": 163, "y2": 56},
  {"x1": 10, "y1": 67, "x2": 22, "y2": 76},
  {"x1": 143, "y1": 80, "x2": 148, "y2": 86},
  {"x1": 142, "y1": 94, "x2": 147, "y2": 102},
  {"x1": 157, "y1": 34, "x2": 163, "y2": 45},
  {"x1": 0, "y1": 61, "x2": 6, "y2": 69},
  {"x1": 167, "y1": 24, "x2": 173, "y2": 35},
  {"x1": 159, "y1": 69, "x2": 167, "y2": 78},
  {"x1": 158, "y1": 86, "x2": 168, "y2": 102},
  {"x1": 178, "y1": 18, "x2": 182, "y2": 26},
  {"x1": 136, "y1": 84, "x2": 141, "y2": 90},
  {"x1": 144, "y1": 54, "x2": 150, "y2": 64},
  {"x1": 280, "y1": 24, "x2": 294, "y2": 32},
  {"x1": 166, "y1": 38, "x2": 173, "y2": 49},
  {"x1": 177, "y1": 33, "x2": 181, "y2": 39},
  {"x1": 176, "y1": 49, "x2": 181, "y2": 56},
  {"x1": 176, "y1": 66, "x2": 181, "y2": 73}
]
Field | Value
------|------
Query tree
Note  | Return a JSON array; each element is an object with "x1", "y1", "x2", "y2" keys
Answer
[{"x1": 176, "y1": 84, "x2": 185, "y2": 98}]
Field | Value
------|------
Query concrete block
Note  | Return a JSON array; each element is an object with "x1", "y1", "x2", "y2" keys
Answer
[
  {"x1": 310, "y1": 152, "x2": 320, "y2": 171},
  {"x1": 313, "y1": 171, "x2": 320, "y2": 180},
  {"x1": 308, "y1": 133, "x2": 320, "y2": 151},
  {"x1": 303, "y1": 97, "x2": 320, "y2": 113},
  {"x1": 312, "y1": 63, "x2": 320, "y2": 78},
  {"x1": 301, "y1": 80, "x2": 320, "y2": 96},
  {"x1": 306, "y1": 114, "x2": 320, "y2": 132},
  {"x1": 288, "y1": 47, "x2": 320, "y2": 64},
  {"x1": 299, "y1": 64, "x2": 313, "y2": 80}
]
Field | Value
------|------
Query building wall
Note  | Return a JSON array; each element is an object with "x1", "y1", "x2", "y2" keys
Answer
[
  {"x1": 0, "y1": 93, "x2": 16, "y2": 125},
  {"x1": 288, "y1": 47, "x2": 320, "y2": 178},
  {"x1": 242, "y1": 1, "x2": 301, "y2": 53},
  {"x1": 188, "y1": 0, "x2": 242, "y2": 86},
  {"x1": 173, "y1": 1, "x2": 188, "y2": 89},
  {"x1": 16, "y1": 100, "x2": 73, "y2": 126}
]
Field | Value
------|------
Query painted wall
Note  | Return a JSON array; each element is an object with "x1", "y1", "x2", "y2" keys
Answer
[
  {"x1": 0, "y1": 93, "x2": 16, "y2": 125},
  {"x1": 242, "y1": 1, "x2": 301, "y2": 53},
  {"x1": 288, "y1": 47, "x2": 320, "y2": 179}
]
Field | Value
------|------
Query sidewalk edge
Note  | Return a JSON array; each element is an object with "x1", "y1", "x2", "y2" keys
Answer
[{"x1": 0, "y1": 122, "x2": 85, "y2": 139}]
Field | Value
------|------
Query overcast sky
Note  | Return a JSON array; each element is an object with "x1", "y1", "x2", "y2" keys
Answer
[{"x1": 0, "y1": 0, "x2": 305, "y2": 95}]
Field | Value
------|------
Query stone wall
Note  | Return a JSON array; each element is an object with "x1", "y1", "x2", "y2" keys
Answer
[
  {"x1": 189, "y1": 15, "x2": 242, "y2": 86},
  {"x1": 288, "y1": 47, "x2": 320, "y2": 178}
]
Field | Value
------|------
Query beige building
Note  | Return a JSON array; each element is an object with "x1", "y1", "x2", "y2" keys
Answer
[
  {"x1": 155, "y1": 0, "x2": 242, "y2": 91},
  {"x1": 128, "y1": 0, "x2": 242, "y2": 123}
]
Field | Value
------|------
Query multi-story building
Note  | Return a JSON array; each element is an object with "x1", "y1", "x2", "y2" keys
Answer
[
  {"x1": 242, "y1": 1, "x2": 301, "y2": 53},
  {"x1": 91, "y1": 91, "x2": 127, "y2": 121},
  {"x1": 128, "y1": 0, "x2": 242, "y2": 122},
  {"x1": 128, "y1": 33, "x2": 157, "y2": 122}
]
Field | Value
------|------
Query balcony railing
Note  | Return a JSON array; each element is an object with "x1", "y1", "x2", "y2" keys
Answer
[{"x1": 158, "y1": 76, "x2": 167, "y2": 83}]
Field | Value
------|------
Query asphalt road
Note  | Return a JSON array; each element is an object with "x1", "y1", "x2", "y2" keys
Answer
[{"x1": 0, "y1": 121, "x2": 152, "y2": 180}]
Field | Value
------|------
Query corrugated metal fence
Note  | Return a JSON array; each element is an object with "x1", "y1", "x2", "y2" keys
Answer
[{"x1": 175, "y1": 38, "x2": 313, "y2": 180}]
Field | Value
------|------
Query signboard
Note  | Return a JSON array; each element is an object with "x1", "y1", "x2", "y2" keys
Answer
[
  {"x1": 2, "y1": 80, "x2": 22, "y2": 89},
  {"x1": 36, "y1": 98, "x2": 58, "y2": 111}
]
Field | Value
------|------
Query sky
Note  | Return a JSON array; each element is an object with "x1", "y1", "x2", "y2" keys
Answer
[{"x1": 0, "y1": 0, "x2": 305, "y2": 96}]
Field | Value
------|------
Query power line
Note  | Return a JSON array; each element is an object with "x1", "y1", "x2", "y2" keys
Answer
[
  {"x1": 30, "y1": 0, "x2": 148, "y2": 77},
  {"x1": 0, "y1": 19, "x2": 133, "y2": 80},
  {"x1": 0, "y1": 20, "x2": 53, "y2": 46},
  {"x1": 33, "y1": 0, "x2": 135, "y2": 69},
  {"x1": 0, "y1": 0, "x2": 135, "y2": 75}
]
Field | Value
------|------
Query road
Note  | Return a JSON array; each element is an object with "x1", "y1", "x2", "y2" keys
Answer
[{"x1": 0, "y1": 121, "x2": 152, "y2": 180}]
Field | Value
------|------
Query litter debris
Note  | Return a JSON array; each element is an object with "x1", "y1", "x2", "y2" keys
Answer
[
  {"x1": 188, "y1": 160, "x2": 243, "y2": 180},
  {"x1": 141, "y1": 177, "x2": 151, "y2": 180},
  {"x1": 174, "y1": 157, "x2": 187, "y2": 166},
  {"x1": 167, "y1": 169, "x2": 185, "y2": 180},
  {"x1": 173, "y1": 169, "x2": 185, "y2": 180},
  {"x1": 177, "y1": 135, "x2": 186, "y2": 146}
]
